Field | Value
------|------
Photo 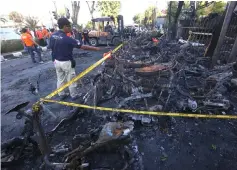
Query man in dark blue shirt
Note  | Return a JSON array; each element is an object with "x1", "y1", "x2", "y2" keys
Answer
[{"x1": 48, "y1": 18, "x2": 100, "y2": 100}]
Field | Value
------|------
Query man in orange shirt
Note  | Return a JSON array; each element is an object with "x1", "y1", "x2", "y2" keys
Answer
[
  {"x1": 24, "y1": 26, "x2": 33, "y2": 37},
  {"x1": 48, "y1": 28, "x2": 55, "y2": 37},
  {"x1": 21, "y1": 28, "x2": 43, "y2": 63},
  {"x1": 42, "y1": 26, "x2": 49, "y2": 45},
  {"x1": 36, "y1": 28, "x2": 45, "y2": 46}
]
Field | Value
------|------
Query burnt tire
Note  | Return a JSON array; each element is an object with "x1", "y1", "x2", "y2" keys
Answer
[
  {"x1": 89, "y1": 38, "x2": 98, "y2": 47},
  {"x1": 112, "y1": 37, "x2": 121, "y2": 46}
]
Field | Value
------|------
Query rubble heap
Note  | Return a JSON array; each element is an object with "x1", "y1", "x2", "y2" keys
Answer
[
  {"x1": 90, "y1": 33, "x2": 237, "y2": 121},
  {"x1": 2, "y1": 32, "x2": 237, "y2": 170}
]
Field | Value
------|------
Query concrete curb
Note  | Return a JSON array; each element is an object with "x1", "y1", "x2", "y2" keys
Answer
[
  {"x1": 1, "y1": 50, "x2": 28, "y2": 60},
  {"x1": 1, "y1": 47, "x2": 48, "y2": 62}
]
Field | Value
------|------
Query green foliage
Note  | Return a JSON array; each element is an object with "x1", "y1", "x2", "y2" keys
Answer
[
  {"x1": 85, "y1": 21, "x2": 93, "y2": 29},
  {"x1": 77, "y1": 24, "x2": 83, "y2": 31},
  {"x1": 133, "y1": 6, "x2": 162, "y2": 27},
  {"x1": 58, "y1": 8, "x2": 66, "y2": 18},
  {"x1": 1, "y1": 39, "x2": 24, "y2": 53},
  {"x1": 96, "y1": 1, "x2": 121, "y2": 18},
  {"x1": 197, "y1": 1, "x2": 226, "y2": 17},
  {"x1": 133, "y1": 13, "x2": 143, "y2": 24},
  {"x1": 184, "y1": 1, "x2": 190, "y2": 9}
]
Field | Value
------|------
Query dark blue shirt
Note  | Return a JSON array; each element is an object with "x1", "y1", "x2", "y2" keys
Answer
[{"x1": 48, "y1": 30, "x2": 81, "y2": 61}]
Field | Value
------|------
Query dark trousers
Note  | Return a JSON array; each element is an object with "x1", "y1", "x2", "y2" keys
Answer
[
  {"x1": 38, "y1": 39, "x2": 45, "y2": 46},
  {"x1": 27, "y1": 46, "x2": 42, "y2": 63},
  {"x1": 83, "y1": 37, "x2": 90, "y2": 45}
]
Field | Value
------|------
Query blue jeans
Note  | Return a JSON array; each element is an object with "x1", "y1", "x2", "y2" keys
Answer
[
  {"x1": 27, "y1": 46, "x2": 42, "y2": 63},
  {"x1": 46, "y1": 38, "x2": 49, "y2": 45}
]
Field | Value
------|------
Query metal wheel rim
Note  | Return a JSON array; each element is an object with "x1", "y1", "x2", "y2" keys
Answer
[{"x1": 90, "y1": 39, "x2": 97, "y2": 46}]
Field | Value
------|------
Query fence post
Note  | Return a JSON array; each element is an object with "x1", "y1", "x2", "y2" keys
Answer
[
  {"x1": 212, "y1": 1, "x2": 236, "y2": 66},
  {"x1": 228, "y1": 37, "x2": 237, "y2": 63}
]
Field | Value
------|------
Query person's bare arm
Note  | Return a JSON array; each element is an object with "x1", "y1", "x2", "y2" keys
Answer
[
  {"x1": 80, "y1": 45, "x2": 100, "y2": 51},
  {"x1": 68, "y1": 36, "x2": 100, "y2": 51}
]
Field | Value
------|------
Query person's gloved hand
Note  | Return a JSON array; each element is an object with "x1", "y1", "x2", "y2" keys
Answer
[{"x1": 41, "y1": 47, "x2": 47, "y2": 52}]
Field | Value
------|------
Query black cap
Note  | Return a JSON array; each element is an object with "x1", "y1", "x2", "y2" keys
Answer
[
  {"x1": 57, "y1": 18, "x2": 71, "y2": 28},
  {"x1": 21, "y1": 28, "x2": 27, "y2": 33}
]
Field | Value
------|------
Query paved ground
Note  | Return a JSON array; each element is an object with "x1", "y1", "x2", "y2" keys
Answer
[{"x1": 1, "y1": 48, "x2": 108, "y2": 142}]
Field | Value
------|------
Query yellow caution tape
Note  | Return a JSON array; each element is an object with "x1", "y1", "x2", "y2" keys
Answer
[
  {"x1": 41, "y1": 98, "x2": 237, "y2": 119},
  {"x1": 45, "y1": 44, "x2": 123, "y2": 99}
]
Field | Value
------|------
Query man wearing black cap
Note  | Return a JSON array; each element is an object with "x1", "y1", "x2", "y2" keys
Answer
[{"x1": 48, "y1": 18, "x2": 100, "y2": 100}]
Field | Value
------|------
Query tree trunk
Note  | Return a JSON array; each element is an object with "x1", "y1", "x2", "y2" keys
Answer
[
  {"x1": 168, "y1": 1, "x2": 172, "y2": 40},
  {"x1": 86, "y1": 1, "x2": 95, "y2": 29},
  {"x1": 171, "y1": 1, "x2": 184, "y2": 39},
  {"x1": 152, "y1": 7, "x2": 157, "y2": 30},
  {"x1": 86, "y1": 1, "x2": 95, "y2": 19},
  {"x1": 71, "y1": 1, "x2": 80, "y2": 25}
]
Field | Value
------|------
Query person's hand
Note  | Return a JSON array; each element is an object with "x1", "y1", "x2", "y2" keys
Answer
[
  {"x1": 95, "y1": 47, "x2": 101, "y2": 51},
  {"x1": 41, "y1": 47, "x2": 47, "y2": 52},
  {"x1": 81, "y1": 45, "x2": 100, "y2": 51}
]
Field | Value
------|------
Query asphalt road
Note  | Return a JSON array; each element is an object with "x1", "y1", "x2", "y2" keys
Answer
[{"x1": 1, "y1": 48, "x2": 109, "y2": 142}]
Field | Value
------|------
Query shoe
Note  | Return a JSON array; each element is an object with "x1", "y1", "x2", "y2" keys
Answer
[{"x1": 39, "y1": 61, "x2": 44, "y2": 64}]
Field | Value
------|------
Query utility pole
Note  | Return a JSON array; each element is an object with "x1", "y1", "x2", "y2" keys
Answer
[{"x1": 212, "y1": 1, "x2": 236, "y2": 66}]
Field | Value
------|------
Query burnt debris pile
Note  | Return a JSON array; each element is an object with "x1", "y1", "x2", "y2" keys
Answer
[
  {"x1": 91, "y1": 33, "x2": 237, "y2": 118},
  {"x1": 2, "y1": 32, "x2": 237, "y2": 170}
]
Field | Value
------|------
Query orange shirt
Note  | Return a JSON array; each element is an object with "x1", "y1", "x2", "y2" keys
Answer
[
  {"x1": 66, "y1": 32, "x2": 72, "y2": 37},
  {"x1": 42, "y1": 28, "x2": 49, "y2": 38},
  {"x1": 21, "y1": 33, "x2": 34, "y2": 47},
  {"x1": 36, "y1": 30, "x2": 43, "y2": 39}
]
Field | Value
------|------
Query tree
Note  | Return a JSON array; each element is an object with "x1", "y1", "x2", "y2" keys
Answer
[
  {"x1": 24, "y1": 16, "x2": 39, "y2": 31},
  {"x1": 97, "y1": 1, "x2": 121, "y2": 18},
  {"x1": 85, "y1": 21, "x2": 93, "y2": 29},
  {"x1": 133, "y1": 6, "x2": 162, "y2": 28},
  {"x1": 133, "y1": 13, "x2": 144, "y2": 24},
  {"x1": 86, "y1": 1, "x2": 96, "y2": 19},
  {"x1": 9, "y1": 11, "x2": 24, "y2": 25},
  {"x1": 71, "y1": 1, "x2": 80, "y2": 25},
  {"x1": 58, "y1": 8, "x2": 66, "y2": 18},
  {"x1": 197, "y1": 1, "x2": 226, "y2": 17},
  {"x1": 171, "y1": 1, "x2": 184, "y2": 39}
]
